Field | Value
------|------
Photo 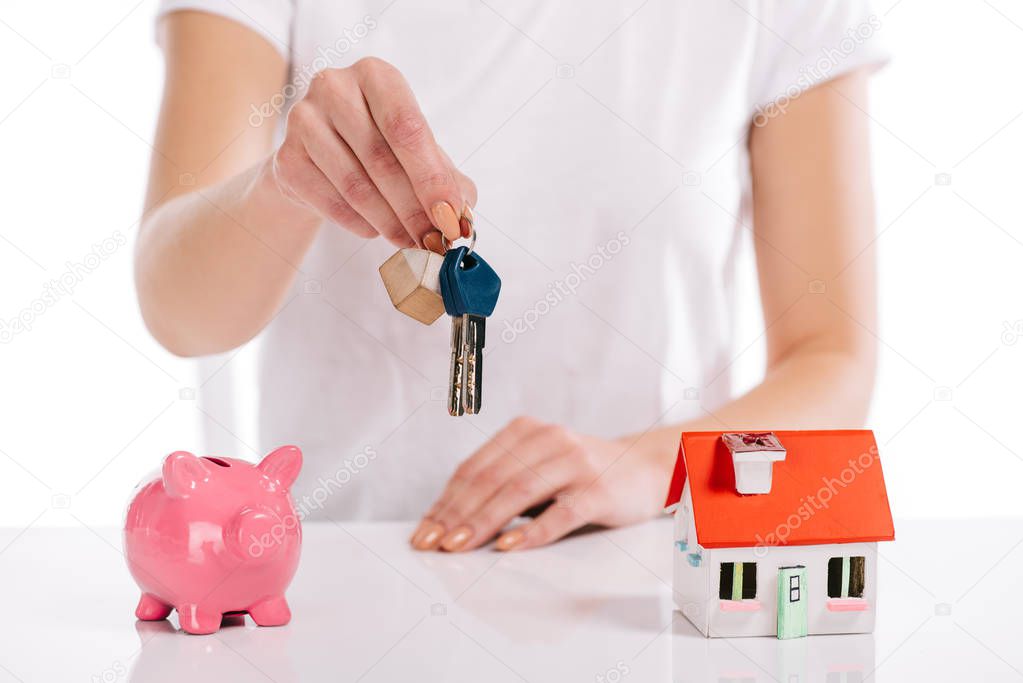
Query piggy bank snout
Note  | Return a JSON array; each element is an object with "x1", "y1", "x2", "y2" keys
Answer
[{"x1": 226, "y1": 506, "x2": 296, "y2": 561}]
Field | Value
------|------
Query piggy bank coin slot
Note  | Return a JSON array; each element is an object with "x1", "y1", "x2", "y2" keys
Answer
[{"x1": 203, "y1": 457, "x2": 231, "y2": 467}]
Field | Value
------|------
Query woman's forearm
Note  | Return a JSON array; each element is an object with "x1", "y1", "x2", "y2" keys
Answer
[
  {"x1": 135, "y1": 158, "x2": 322, "y2": 357},
  {"x1": 410, "y1": 346, "x2": 877, "y2": 552},
  {"x1": 630, "y1": 347, "x2": 876, "y2": 474}
]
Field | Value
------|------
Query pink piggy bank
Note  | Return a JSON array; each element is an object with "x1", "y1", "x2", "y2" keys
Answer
[{"x1": 124, "y1": 446, "x2": 303, "y2": 635}]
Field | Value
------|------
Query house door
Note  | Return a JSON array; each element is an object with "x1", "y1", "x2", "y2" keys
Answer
[{"x1": 777, "y1": 565, "x2": 808, "y2": 639}]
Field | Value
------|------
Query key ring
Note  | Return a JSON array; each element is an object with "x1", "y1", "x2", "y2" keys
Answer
[{"x1": 440, "y1": 207, "x2": 476, "y2": 255}]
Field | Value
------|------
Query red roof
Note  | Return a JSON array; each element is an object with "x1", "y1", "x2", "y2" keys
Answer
[{"x1": 663, "y1": 430, "x2": 894, "y2": 548}]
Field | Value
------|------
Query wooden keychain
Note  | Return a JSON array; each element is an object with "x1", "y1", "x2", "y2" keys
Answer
[{"x1": 377, "y1": 207, "x2": 475, "y2": 325}]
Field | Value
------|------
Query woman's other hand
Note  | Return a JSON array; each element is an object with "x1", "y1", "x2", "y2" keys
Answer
[
  {"x1": 410, "y1": 417, "x2": 666, "y2": 552},
  {"x1": 270, "y1": 57, "x2": 476, "y2": 252}
]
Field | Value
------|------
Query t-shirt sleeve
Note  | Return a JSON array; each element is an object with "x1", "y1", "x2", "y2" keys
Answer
[
  {"x1": 749, "y1": 0, "x2": 889, "y2": 113},
  {"x1": 155, "y1": 0, "x2": 293, "y2": 60}
]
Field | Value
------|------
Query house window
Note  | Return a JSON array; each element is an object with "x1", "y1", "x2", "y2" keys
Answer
[
  {"x1": 827, "y1": 556, "x2": 865, "y2": 598},
  {"x1": 719, "y1": 562, "x2": 757, "y2": 600},
  {"x1": 789, "y1": 574, "x2": 800, "y2": 602}
]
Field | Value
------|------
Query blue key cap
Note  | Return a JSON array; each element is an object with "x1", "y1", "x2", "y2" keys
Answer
[
  {"x1": 440, "y1": 246, "x2": 501, "y2": 415},
  {"x1": 440, "y1": 247, "x2": 501, "y2": 317}
]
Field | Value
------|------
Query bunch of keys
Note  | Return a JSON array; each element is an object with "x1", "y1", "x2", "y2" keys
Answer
[
  {"x1": 439, "y1": 230, "x2": 500, "y2": 415},
  {"x1": 378, "y1": 214, "x2": 501, "y2": 416}
]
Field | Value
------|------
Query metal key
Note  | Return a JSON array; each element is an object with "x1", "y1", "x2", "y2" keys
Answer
[
  {"x1": 462, "y1": 312, "x2": 484, "y2": 413},
  {"x1": 440, "y1": 232, "x2": 501, "y2": 416},
  {"x1": 447, "y1": 314, "x2": 467, "y2": 416}
]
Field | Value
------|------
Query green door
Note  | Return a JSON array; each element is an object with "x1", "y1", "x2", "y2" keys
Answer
[{"x1": 777, "y1": 565, "x2": 808, "y2": 639}]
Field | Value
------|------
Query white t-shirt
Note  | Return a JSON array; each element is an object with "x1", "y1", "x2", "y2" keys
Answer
[{"x1": 156, "y1": 0, "x2": 888, "y2": 520}]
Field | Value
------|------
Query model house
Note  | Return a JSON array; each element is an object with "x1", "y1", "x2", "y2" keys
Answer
[{"x1": 664, "y1": 430, "x2": 894, "y2": 639}]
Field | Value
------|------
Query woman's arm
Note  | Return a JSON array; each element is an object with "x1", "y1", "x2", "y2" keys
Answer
[
  {"x1": 411, "y1": 69, "x2": 879, "y2": 552},
  {"x1": 137, "y1": 12, "x2": 474, "y2": 356},
  {"x1": 625, "y1": 68, "x2": 879, "y2": 475},
  {"x1": 137, "y1": 12, "x2": 312, "y2": 357}
]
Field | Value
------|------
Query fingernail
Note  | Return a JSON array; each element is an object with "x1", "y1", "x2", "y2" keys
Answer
[
  {"x1": 423, "y1": 231, "x2": 445, "y2": 255},
  {"x1": 409, "y1": 520, "x2": 430, "y2": 545},
  {"x1": 495, "y1": 529, "x2": 524, "y2": 551},
  {"x1": 460, "y1": 205, "x2": 474, "y2": 238},
  {"x1": 440, "y1": 525, "x2": 473, "y2": 552},
  {"x1": 431, "y1": 201, "x2": 461, "y2": 241},
  {"x1": 413, "y1": 521, "x2": 445, "y2": 550}
]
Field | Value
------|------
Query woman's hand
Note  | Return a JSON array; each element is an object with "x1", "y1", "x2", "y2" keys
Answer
[
  {"x1": 410, "y1": 417, "x2": 666, "y2": 552},
  {"x1": 269, "y1": 57, "x2": 476, "y2": 252}
]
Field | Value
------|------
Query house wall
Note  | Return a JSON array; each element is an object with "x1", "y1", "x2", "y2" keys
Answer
[
  {"x1": 672, "y1": 489, "x2": 880, "y2": 638},
  {"x1": 671, "y1": 482, "x2": 712, "y2": 634}
]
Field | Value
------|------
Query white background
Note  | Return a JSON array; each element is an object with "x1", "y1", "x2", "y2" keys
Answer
[{"x1": 0, "y1": 0, "x2": 1021, "y2": 528}]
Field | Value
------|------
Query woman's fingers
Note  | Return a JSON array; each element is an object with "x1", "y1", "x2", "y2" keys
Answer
[
  {"x1": 411, "y1": 420, "x2": 653, "y2": 554},
  {"x1": 496, "y1": 489, "x2": 590, "y2": 551},
  {"x1": 410, "y1": 418, "x2": 541, "y2": 549},
  {"x1": 430, "y1": 426, "x2": 580, "y2": 549},
  {"x1": 443, "y1": 458, "x2": 581, "y2": 552},
  {"x1": 440, "y1": 147, "x2": 478, "y2": 238},
  {"x1": 275, "y1": 59, "x2": 472, "y2": 244},
  {"x1": 412, "y1": 419, "x2": 595, "y2": 552},
  {"x1": 271, "y1": 140, "x2": 376, "y2": 238},
  {"x1": 423, "y1": 231, "x2": 445, "y2": 254},
  {"x1": 321, "y1": 68, "x2": 436, "y2": 246},
  {"x1": 452, "y1": 173, "x2": 477, "y2": 238},
  {"x1": 423, "y1": 418, "x2": 543, "y2": 515},
  {"x1": 299, "y1": 110, "x2": 411, "y2": 247},
  {"x1": 354, "y1": 58, "x2": 464, "y2": 241}
]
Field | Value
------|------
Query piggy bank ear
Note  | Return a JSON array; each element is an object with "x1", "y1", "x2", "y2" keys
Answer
[
  {"x1": 258, "y1": 445, "x2": 302, "y2": 489},
  {"x1": 162, "y1": 451, "x2": 211, "y2": 498}
]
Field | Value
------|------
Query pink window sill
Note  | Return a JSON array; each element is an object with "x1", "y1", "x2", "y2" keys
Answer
[
  {"x1": 719, "y1": 599, "x2": 762, "y2": 612},
  {"x1": 827, "y1": 598, "x2": 869, "y2": 612}
]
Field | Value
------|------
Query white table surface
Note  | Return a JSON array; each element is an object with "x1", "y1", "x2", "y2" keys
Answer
[{"x1": 0, "y1": 518, "x2": 1018, "y2": 682}]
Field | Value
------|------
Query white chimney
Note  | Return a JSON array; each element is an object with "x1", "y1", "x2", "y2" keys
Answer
[{"x1": 722, "y1": 432, "x2": 786, "y2": 495}]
